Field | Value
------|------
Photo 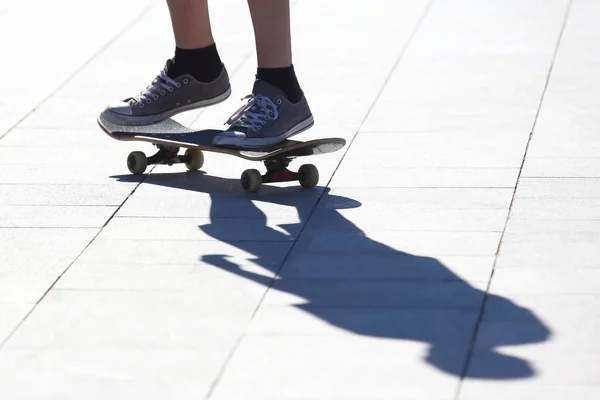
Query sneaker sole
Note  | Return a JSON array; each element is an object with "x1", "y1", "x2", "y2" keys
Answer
[
  {"x1": 106, "y1": 87, "x2": 232, "y2": 126},
  {"x1": 213, "y1": 115, "x2": 315, "y2": 148}
]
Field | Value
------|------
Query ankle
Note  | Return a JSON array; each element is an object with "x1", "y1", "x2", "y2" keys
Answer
[
  {"x1": 167, "y1": 44, "x2": 224, "y2": 83},
  {"x1": 256, "y1": 65, "x2": 303, "y2": 103}
]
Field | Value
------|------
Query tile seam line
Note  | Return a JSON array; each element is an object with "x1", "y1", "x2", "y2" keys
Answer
[
  {"x1": 0, "y1": 1, "x2": 162, "y2": 349},
  {"x1": 0, "y1": 0, "x2": 160, "y2": 141},
  {"x1": 455, "y1": 0, "x2": 575, "y2": 398},
  {"x1": 202, "y1": 2, "x2": 436, "y2": 399},
  {"x1": 0, "y1": 169, "x2": 153, "y2": 350}
]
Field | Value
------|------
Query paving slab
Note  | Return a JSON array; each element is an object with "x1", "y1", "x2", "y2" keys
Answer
[
  {"x1": 2, "y1": 0, "x2": 598, "y2": 399},
  {"x1": 208, "y1": 336, "x2": 465, "y2": 400},
  {"x1": 0, "y1": 346, "x2": 235, "y2": 400},
  {"x1": 522, "y1": 158, "x2": 600, "y2": 178},
  {"x1": 281, "y1": 253, "x2": 495, "y2": 283},
  {"x1": 330, "y1": 167, "x2": 519, "y2": 188},
  {"x1": 76, "y1": 238, "x2": 292, "y2": 268},
  {"x1": 497, "y1": 232, "x2": 600, "y2": 268},
  {"x1": 0, "y1": 184, "x2": 134, "y2": 206},
  {"x1": 3, "y1": 290, "x2": 257, "y2": 350},
  {"x1": 343, "y1": 131, "x2": 530, "y2": 169},
  {"x1": 515, "y1": 177, "x2": 600, "y2": 198},
  {"x1": 0, "y1": 206, "x2": 116, "y2": 228}
]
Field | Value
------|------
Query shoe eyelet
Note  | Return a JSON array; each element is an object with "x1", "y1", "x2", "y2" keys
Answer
[
  {"x1": 168, "y1": 87, "x2": 174, "y2": 92},
  {"x1": 139, "y1": 103, "x2": 145, "y2": 108},
  {"x1": 161, "y1": 91, "x2": 166, "y2": 95},
  {"x1": 276, "y1": 99, "x2": 283, "y2": 105},
  {"x1": 183, "y1": 79, "x2": 189, "y2": 84},
  {"x1": 145, "y1": 99, "x2": 151, "y2": 104},
  {"x1": 176, "y1": 83, "x2": 181, "y2": 88},
  {"x1": 153, "y1": 95, "x2": 159, "y2": 100}
]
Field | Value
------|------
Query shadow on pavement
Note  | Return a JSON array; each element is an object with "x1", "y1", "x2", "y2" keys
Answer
[{"x1": 114, "y1": 170, "x2": 551, "y2": 379}]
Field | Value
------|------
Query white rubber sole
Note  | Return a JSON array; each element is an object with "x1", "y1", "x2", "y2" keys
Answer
[
  {"x1": 105, "y1": 87, "x2": 232, "y2": 126},
  {"x1": 213, "y1": 115, "x2": 315, "y2": 148}
]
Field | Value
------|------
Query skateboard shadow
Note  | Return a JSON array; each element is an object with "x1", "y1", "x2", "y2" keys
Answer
[{"x1": 114, "y1": 171, "x2": 551, "y2": 380}]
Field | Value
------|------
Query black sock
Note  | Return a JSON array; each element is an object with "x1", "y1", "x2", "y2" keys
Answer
[
  {"x1": 256, "y1": 65, "x2": 303, "y2": 103},
  {"x1": 167, "y1": 44, "x2": 223, "y2": 82}
]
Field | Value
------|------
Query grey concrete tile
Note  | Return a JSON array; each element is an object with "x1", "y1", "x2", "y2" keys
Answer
[
  {"x1": 307, "y1": 207, "x2": 507, "y2": 232},
  {"x1": 55, "y1": 262, "x2": 276, "y2": 291},
  {"x1": 0, "y1": 275, "x2": 60, "y2": 304},
  {"x1": 330, "y1": 167, "x2": 519, "y2": 188},
  {"x1": 475, "y1": 293, "x2": 600, "y2": 355},
  {"x1": 490, "y1": 268, "x2": 600, "y2": 295},
  {"x1": 515, "y1": 178, "x2": 600, "y2": 198},
  {"x1": 14, "y1": 98, "x2": 102, "y2": 129},
  {"x1": 496, "y1": 244, "x2": 600, "y2": 268},
  {"x1": 506, "y1": 219, "x2": 600, "y2": 234},
  {"x1": 0, "y1": 128, "x2": 111, "y2": 147},
  {"x1": 118, "y1": 174, "x2": 323, "y2": 219},
  {"x1": 263, "y1": 280, "x2": 486, "y2": 308},
  {"x1": 247, "y1": 306, "x2": 479, "y2": 341},
  {"x1": 0, "y1": 206, "x2": 115, "y2": 228},
  {"x1": 403, "y1": 0, "x2": 566, "y2": 58},
  {"x1": 0, "y1": 164, "x2": 141, "y2": 185},
  {"x1": 0, "y1": 184, "x2": 132, "y2": 206},
  {"x1": 280, "y1": 254, "x2": 495, "y2": 283},
  {"x1": 510, "y1": 198, "x2": 600, "y2": 220},
  {"x1": 76, "y1": 238, "x2": 292, "y2": 267},
  {"x1": 527, "y1": 132, "x2": 600, "y2": 158},
  {"x1": 0, "y1": 228, "x2": 98, "y2": 275},
  {"x1": 0, "y1": 346, "x2": 232, "y2": 400},
  {"x1": 497, "y1": 232, "x2": 600, "y2": 268},
  {"x1": 0, "y1": 303, "x2": 31, "y2": 344},
  {"x1": 98, "y1": 216, "x2": 300, "y2": 241},
  {"x1": 5, "y1": 290, "x2": 254, "y2": 350},
  {"x1": 292, "y1": 230, "x2": 502, "y2": 257},
  {"x1": 361, "y1": 113, "x2": 534, "y2": 136},
  {"x1": 320, "y1": 187, "x2": 513, "y2": 210},
  {"x1": 465, "y1": 350, "x2": 600, "y2": 385},
  {"x1": 209, "y1": 336, "x2": 464, "y2": 400},
  {"x1": 522, "y1": 158, "x2": 600, "y2": 178},
  {"x1": 343, "y1": 132, "x2": 529, "y2": 169},
  {"x1": 460, "y1": 382, "x2": 600, "y2": 400},
  {"x1": 0, "y1": 146, "x2": 127, "y2": 166}
]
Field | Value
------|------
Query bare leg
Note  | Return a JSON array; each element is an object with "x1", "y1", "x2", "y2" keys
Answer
[
  {"x1": 247, "y1": 0, "x2": 292, "y2": 68},
  {"x1": 167, "y1": 0, "x2": 214, "y2": 49}
]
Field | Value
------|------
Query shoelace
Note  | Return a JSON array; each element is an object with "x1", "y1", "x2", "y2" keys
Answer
[
  {"x1": 135, "y1": 69, "x2": 181, "y2": 107},
  {"x1": 226, "y1": 94, "x2": 279, "y2": 131}
]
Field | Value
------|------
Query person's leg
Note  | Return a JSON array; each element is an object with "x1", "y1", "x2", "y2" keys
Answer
[
  {"x1": 248, "y1": 0, "x2": 291, "y2": 68},
  {"x1": 248, "y1": 0, "x2": 302, "y2": 103},
  {"x1": 102, "y1": 0, "x2": 230, "y2": 125},
  {"x1": 213, "y1": 0, "x2": 313, "y2": 148},
  {"x1": 165, "y1": 0, "x2": 223, "y2": 82}
]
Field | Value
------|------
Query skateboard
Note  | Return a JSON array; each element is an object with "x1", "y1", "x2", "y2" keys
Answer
[{"x1": 97, "y1": 111, "x2": 346, "y2": 193}]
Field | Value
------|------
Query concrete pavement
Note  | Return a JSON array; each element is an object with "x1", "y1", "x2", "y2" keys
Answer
[{"x1": 1, "y1": 0, "x2": 599, "y2": 398}]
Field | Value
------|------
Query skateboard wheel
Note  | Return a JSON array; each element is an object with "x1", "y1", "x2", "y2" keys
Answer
[
  {"x1": 184, "y1": 148, "x2": 204, "y2": 171},
  {"x1": 241, "y1": 169, "x2": 262, "y2": 193},
  {"x1": 127, "y1": 151, "x2": 147, "y2": 175},
  {"x1": 299, "y1": 164, "x2": 319, "y2": 188}
]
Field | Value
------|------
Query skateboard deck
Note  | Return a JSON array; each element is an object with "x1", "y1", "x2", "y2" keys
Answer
[
  {"x1": 98, "y1": 111, "x2": 345, "y2": 161},
  {"x1": 97, "y1": 111, "x2": 346, "y2": 192}
]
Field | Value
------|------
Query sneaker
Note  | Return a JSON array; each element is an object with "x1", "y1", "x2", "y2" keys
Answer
[
  {"x1": 213, "y1": 79, "x2": 314, "y2": 148},
  {"x1": 102, "y1": 59, "x2": 231, "y2": 125}
]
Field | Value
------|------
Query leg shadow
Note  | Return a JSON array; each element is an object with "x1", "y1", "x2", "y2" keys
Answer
[{"x1": 114, "y1": 170, "x2": 551, "y2": 379}]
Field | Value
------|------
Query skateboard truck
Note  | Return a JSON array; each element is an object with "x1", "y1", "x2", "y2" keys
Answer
[
  {"x1": 126, "y1": 145, "x2": 318, "y2": 193},
  {"x1": 241, "y1": 156, "x2": 319, "y2": 193},
  {"x1": 127, "y1": 144, "x2": 205, "y2": 176}
]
